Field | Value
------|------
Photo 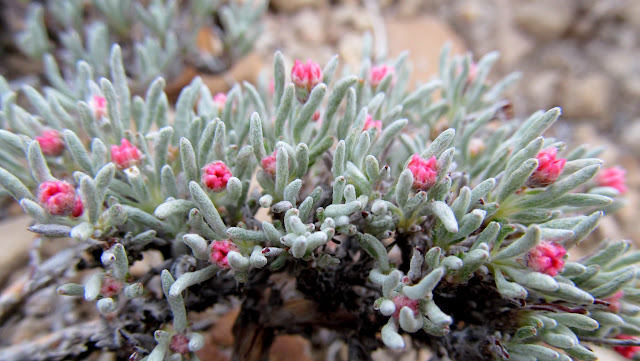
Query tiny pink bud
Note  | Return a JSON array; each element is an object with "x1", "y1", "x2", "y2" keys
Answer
[
  {"x1": 110, "y1": 139, "x2": 143, "y2": 170},
  {"x1": 467, "y1": 62, "x2": 478, "y2": 84},
  {"x1": 407, "y1": 153, "x2": 438, "y2": 191},
  {"x1": 363, "y1": 114, "x2": 382, "y2": 133},
  {"x1": 72, "y1": 198, "x2": 84, "y2": 218},
  {"x1": 597, "y1": 166, "x2": 627, "y2": 194},
  {"x1": 38, "y1": 181, "x2": 77, "y2": 216},
  {"x1": 100, "y1": 276, "x2": 122, "y2": 298},
  {"x1": 210, "y1": 240, "x2": 238, "y2": 269},
  {"x1": 526, "y1": 148, "x2": 566, "y2": 188},
  {"x1": 170, "y1": 334, "x2": 191, "y2": 354},
  {"x1": 35, "y1": 130, "x2": 65, "y2": 156},
  {"x1": 268, "y1": 78, "x2": 275, "y2": 95},
  {"x1": 213, "y1": 92, "x2": 227, "y2": 108},
  {"x1": 90, "y1": 95, "x2": 107, "y2": 119},
  {"x1": 606, "y1": 290, "x2": 624, "y2": 312},
  {"x1": 614, "y1": 335, "x2": 640, "y2": 359},
  {"x1": 526, "y1": 241, "x2": 566, "y2": 276},
  {"x1": 202, "y1": 161, "x2": 232, "y2": 192},
  {"x1": 312, "y1": 111, "x2": 321, "y2": 122},
  {"x1": 291, "y1": 59, "x2": 322, "y2": 103},
  {"x1": 261, "y1": 150, "x2": 278, "y2": 179},
  {"x1": 391, "y1": 295, "x2": 419, "y2": 319},
  {"x1": 370, "y1": 65, "x2": 395, "y2": 88}
]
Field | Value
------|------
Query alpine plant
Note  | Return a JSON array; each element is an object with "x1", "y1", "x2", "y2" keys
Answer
[{"x1": 0, "y1": 32, "x2": 636, "y2": 361}]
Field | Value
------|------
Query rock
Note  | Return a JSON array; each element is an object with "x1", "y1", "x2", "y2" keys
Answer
[
  {"x1": 514, "y1": 0, "x2": 575, "y2": 40},
  {"x1": 337, "y1": 32, "x2": 365, "y2": 72},
  {"x1": 200, "y1": 52, "x2": 265, "y2": 95},
  {"x1": 452, "y1": 0, "x2": 498, "y2": 56},
  {"x1": 0, "y1": 215, "x2": 33, "y2": 284},
  {"x1": 292, "y1": 8, "x2": 326, "y2": 45},
  {"x1": 621, "y1": 120, "x2": 640, "y2": 156},
  {"x1": 385, "y1": 15, "x2": 466, "y2": 88},
  {"x1": 332, "y1": 3, "x2": 372, "y2": 32},
  {"x1": 560, "y1": 73, "x2": 612, "y2": 122},
  {"x1": 522, "y1": 71, "x2": 561, "y2": 110},
  {"x1": 270, "y1": 0, "x2": 326, "y2": 13},
  {"x1": 397, "y1": 0, "x2": 424, "y2": 18},
  {"x1": 497, "y1": 25, "x2": 535, "y2": 68},
  {"x1": 621, "y1": 1, "x2": 640, "y2": 29}
]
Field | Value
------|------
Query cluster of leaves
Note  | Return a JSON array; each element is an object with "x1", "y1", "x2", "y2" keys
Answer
[
  {"x1": 14, "y1": 0, "x2": 266, "y2": 91},
  {"x1": 0, "y1": 17, "x2": 636, "y2": 361}
]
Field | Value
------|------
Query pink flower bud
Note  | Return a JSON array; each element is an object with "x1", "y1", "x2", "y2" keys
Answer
[
  {"x1": 370, "y1": 65, "x2": 395, "y2": 88},
  {"x1": 170, "y1": 334, "x2": 191, "y2": 354},
  {"x1": 597, "y1": 166, "x2": 627, "y2": 194},
  {"x1": 363, "y1": 114, "x2": 382, "y2": 133},
  {"x1": 526, "y1": 148, "x2": 566, "y2": 188},
  {"x1": 614, "y1": 335, "x2": 640, "y2": 359},
  {"x1": 391, "y1": 295, "x2": 419, "y2": 319},
  {"x1": 100, "y1": 276, "x2": 122, "y2": 298},
  {"x1": 261, "y1": 150, "x2": 277, "y2": 178},
  {"x1": 35, "y1": 130, "x2": 65, "y2": 156},
  {"x1": 467, "y1": 62, "x2": 478, "y2": 84},
  {"x1": 210, "y1": 240, "x2": 238, "y2": 269},
  {"x1": 110, "y1": 139, "x2": 142, "y2": 170},
  {"x1": 312, "y1": 111, "x2": 321, "y2": 122},
  {"x1": 201, "y1": 161, "x2": 232, "y2": 192},
  {"x1": 72, "y1": 198, "x2": 84, "y2": 218},
  {"x1": 90, "y1": 95, "x2": 107, "y2": 119},
  {"x1": 213, "y1": 92, "x2": 227, "y2": 108},
  {"x1": 38, "y1": 181, "x2": 78, "y2": 216},
  {"x1": 407, "y1": 153, "x2": 438, "y2": 191},
  {"x1": 291, "y1": 59, "x2": 322, "y2": 103},
  {"x1": 606, "y1": 290, "x2": 624, "y2": 312},
  {"x1": 526, "y1": 241, "x2": 566, "y2": 276}
]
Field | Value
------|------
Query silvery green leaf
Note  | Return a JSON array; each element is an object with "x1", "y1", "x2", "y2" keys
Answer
[
  {"x1": 497, "y1": 158, "x2": 538, "y2": 203},
  {"x1": 57, "y1": 283, "x2": 85, "y2": 296},
  {"x1": 425, "y1": 201, "x2": 458, "y2": 233},
  {"x1": 84, "y1": 272, "x2": 103, "y2": 301},
  {"x1": 588, "y1": 268, "x2": 635, "y2": 298},
  {"x1": 546, "y1": 313, "x2": 599, "y2": 331},
  {"x1": 399, "y1": 306, "x2": 424, "y2": 333},
  {"x1": 96, "y1": 297, "x2": 117, "y2": 314},
  {"x1": 227, "y1": 227, "x2": 268, "y2": 243},
  {"x1": 403, "y1": 267, "x2": 445, "y2": 300},
  {"x1": 370, "y1": 118, "x2": 407, "y2": 156},
  {"x1": 421, "y1": 128, "x2": 455, "y2": 159},
  {"x1": 502, "y1": 265, "x2": 558, "y2": 292},
  {"x1": 182, "y1": 234, "x2": 209, "y2": 260},
  {"x1": 381, "y1": 319, "x2": 404, "y2": 349},
  {"x1": 425, "y1": 300, "x2": 452, "y2": 326},
  {"x1": 274, "y1": 84, "x2": 294, "y2": 139},
  {"x1": 356, "y1": 232, "x2": 390, "y2": 272},
  {"x1": 494, "y1": 267, "x2": 528, "y2": 299},
  {"x1": 317, "y1": 76, "x2": 358, "y2": 144},
  {"x1": 564, "y1": 211, "x2": 602, "y2": 249},
  {"x1": 124, "y1": 283, "x2": 144, "y2": 299},
  {"x1": 583, "y1": 240, "x2": 630, "y2": 268},
  {"x1": 140, "y1": 77, "x2": 166, "y2": 134},
  {"x1": 64, "y1": 130, "x2": 94, "y2": 175},
  {"x1": 294, "y1": 84, "x2": 326, "y2": 143},
  {"x1": 515, "y1": 165, "x2": 601, "y2": 208},
  {"x1": 507, "y1": 345, "x2": 559, "y2": 361},
  {"x1": 564, "y1": 345, "x2": 597, "y2": 361}
]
